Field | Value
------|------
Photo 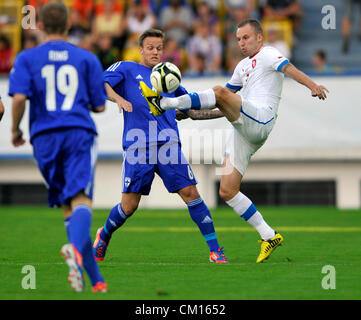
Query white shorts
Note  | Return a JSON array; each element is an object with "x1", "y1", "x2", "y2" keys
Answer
[{"x1": 223, "y1": 99, "x2": 276, "y2": 175}]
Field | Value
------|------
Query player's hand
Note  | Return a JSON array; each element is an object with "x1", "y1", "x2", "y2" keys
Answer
[
  {"x1": 116, "y1": 97, "x2": 132, "y2": 113},
  {"x1": 175, "y1": 110, "x2": 189, "y2": 121},
  {"x1": 12, "y1": 128, "x2": 25, "y2": 147},
  {"x1": 311, "y1": 85, "x2": 329, "y2": 100}
]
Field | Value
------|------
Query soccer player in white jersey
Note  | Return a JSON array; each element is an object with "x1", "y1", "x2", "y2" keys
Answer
[{"x1": 141, "y1": 18, "x2": 329, "y2": 263}]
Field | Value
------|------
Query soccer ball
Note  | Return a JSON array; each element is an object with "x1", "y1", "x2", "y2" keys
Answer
[{"x1": 150, "y1": 62, "x2": 181, "y2": 93}]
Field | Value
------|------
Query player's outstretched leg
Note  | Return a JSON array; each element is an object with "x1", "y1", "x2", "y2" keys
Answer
[
  {"x1": 139, "y1": 81, "x2": 217, "y2": 116},
  {"x1": 186, "y1": 197, "x2": 229, "y2": 264},
  {"x1": 93, "y1": 203, "x2": 129, "y2": 261}
]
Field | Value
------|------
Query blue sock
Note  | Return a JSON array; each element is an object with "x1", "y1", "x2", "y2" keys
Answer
[
  {"x1": 187, "y1": 197, "x2": 220, "y2": 252},
  {"x1": 188, "y1": 92, "x2": 201, "y2": 110},
  {"x1": 82, "y1": 237, "x2": 104, "y2": 286},
  {"x1": 100, "y1": 203, "x2": 128, "y2": 243},
  {"x1": 68, "y1": 205, "x2": 92, "y2": 254},
  {"x1": 68, "y1": 205, "x2": 104, "y2": 286}
]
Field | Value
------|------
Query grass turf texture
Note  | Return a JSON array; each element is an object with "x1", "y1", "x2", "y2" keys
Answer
[{"x1": 1, "y1": 206, "x2": 360, "y2": 300}]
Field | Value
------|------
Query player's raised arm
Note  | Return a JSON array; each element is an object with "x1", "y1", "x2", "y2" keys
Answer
[
  {"x1": 281, "y1": 62, "x2": 329, "y2": 100},
  {"x1": 175, "y1": 85, "x2": 237, "y2": 121},
  {"x1": 11, "y1": 93, "x2": 27, "y2": 147},
  {"x1": 105, "y1": 82, "x2": 132, "y2": 113}
]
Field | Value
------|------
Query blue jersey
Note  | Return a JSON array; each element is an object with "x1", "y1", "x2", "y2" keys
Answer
[
  {"x1": 9, "y1": 40, "x2": 106, "y2": 141},
  {"x1": 104, "y1": 61, "x2": 187, "y2": 151}
]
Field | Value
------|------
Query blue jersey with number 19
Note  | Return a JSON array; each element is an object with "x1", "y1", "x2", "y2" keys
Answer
[{"x1": 9, "y1": 40, "x2": 106, "y2": 141}]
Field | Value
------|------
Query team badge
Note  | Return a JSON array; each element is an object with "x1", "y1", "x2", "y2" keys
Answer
[
  {"x1": 252, "y1": 59, "x2": 257, "y2": 68},
  {"x1": 124, "y1": 177, "x2": 131, "y2": 187}
]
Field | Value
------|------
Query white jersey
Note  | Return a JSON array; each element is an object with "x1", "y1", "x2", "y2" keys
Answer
[{"x1": 226, "y1": 46, "x2": 289, "y2": 114}]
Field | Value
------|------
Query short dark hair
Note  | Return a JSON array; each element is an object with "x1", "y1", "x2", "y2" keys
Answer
[
  {"x1": 39, "y1": 1, "x2": 68, "y2": 35},
  {"x1": 237, "y1": 18, "x2": 263, "y2": 35},
  {"x1": 138, "y1": 29, "x2": 164, "y2": 47}
]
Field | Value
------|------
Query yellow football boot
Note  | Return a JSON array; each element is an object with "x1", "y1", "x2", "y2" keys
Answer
[
  {"x1": 139, "y1": 81, "x2": 164, "y2": 116},
  {"x1": 256, "y1": 232, "x2": 284, "y2": 263}
]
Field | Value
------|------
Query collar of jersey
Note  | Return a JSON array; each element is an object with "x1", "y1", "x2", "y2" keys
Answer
[{"x1": 249, "y1": 47, "x2": 262, "y2": 59}]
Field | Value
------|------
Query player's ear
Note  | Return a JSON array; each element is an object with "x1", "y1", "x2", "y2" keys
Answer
[{"x1": 257, "y1": 33, "x2": 263, "y2": 43}]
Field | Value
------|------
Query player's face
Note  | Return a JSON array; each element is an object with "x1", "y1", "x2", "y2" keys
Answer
[
  {"x1": 140, "y1": 37, "x2": 163, "y2": 68},
  {"x1": 236, "y1": 24, "x2": 263, "y2": 57}
]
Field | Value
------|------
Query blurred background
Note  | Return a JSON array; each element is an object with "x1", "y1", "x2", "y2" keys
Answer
[{"x1": 0, "y1": 0, "x2": 360, "y2": 210}]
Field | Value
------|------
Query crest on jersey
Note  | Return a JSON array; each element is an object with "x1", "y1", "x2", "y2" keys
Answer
[
  {"x1": 252, "y1": 59, "x2": 257, "y2": 69},
  {"x1": 124, "y1": 177, "x2": 131, "y2": 188}
]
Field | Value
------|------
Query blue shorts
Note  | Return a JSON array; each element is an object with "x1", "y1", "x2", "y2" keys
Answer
[
  {"x1": 121, "y1": 143, "x2": 197, "y2": 195},
  {"x1": 32, "y1": 128, "x2": 97, "y2": 208}
]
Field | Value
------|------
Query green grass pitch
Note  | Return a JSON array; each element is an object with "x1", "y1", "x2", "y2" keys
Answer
[{"x1": 1, "y1": 206, "x2": 361, "y2": 300}]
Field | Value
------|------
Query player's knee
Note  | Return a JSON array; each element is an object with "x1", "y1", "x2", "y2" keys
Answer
[
  {"x1": 122, "y1": 202, "x2": 138, "y2": 216},
  {"x1": 178, "y1": 185, "x2": 200, "y2": 203},
  {"x1": 70, "y1": 191, "x2": 92, "y2": 210},
  {"x1": 219, "y1": 186, "x2": 237, "y2": 202},
  {"x1": 213, "y1": 86, "x2": 229, "y2": 103}
]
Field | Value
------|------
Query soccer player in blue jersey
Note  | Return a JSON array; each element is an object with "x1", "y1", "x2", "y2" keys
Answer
[
  {"x1": 9, "y1": 2, "x2": 107, "y2": 292},
  {"x1": 93, "y1": 29, "x2": 228, "y2": 264}
]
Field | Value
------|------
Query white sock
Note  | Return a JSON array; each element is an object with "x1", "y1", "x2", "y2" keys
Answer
[
  {"x1": 198, "y1": 89, "x2": 216, "y2": 109},
  {"x1": 160, "y1": 89, "x2": 216, "y2": 110},
  {"x1": 226, "y1": 192, "x2": 275, "y2": 240}
]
